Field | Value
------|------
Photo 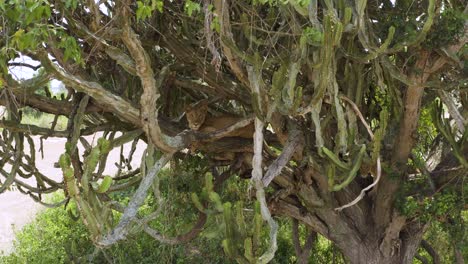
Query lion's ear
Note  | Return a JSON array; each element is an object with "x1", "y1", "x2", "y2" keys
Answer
[
  {"x1": 196, "y1": 99, "x2": 209, "y2": 107},
  {"x1": 199, "y1": 100, "x2": 208, "y2": 112},
  {"x1": 185, "y1": 104, "x2": 193, "y2": 111},
  {"x1": 186, "y1": 99, "x2": 209, "y2": 114}
]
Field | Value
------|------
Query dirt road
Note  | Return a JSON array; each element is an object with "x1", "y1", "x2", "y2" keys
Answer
[{"x1": 0, "y1": 136, "x2": 145, "y2": 255}]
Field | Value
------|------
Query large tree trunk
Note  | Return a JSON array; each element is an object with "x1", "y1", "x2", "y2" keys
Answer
[
  {"x1": 271, "y1": 165, "x2": 428, "y2": 264},
  {"x1": 454, "y1": 245, "x2": 465, "y2": 264},
  {"x1": 337, "y1": 224, "x2": 426, "y2": 264},
  {"x1": 273, "y1": 200, "x2": 427, "y2": 264}
]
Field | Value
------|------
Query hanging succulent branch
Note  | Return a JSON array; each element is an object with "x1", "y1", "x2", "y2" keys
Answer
[
  {"x1": 247, "y1": 64, "x2": 278, "y2": 263},
  {"x1": 191, "y1": 172, "x2": 275, "y2": 264},
  {"x1": 334, "y1": 97, "x2": 384, "y2": 211},
  {"x1": 69, "y1": 95, "x2": 89, "y2": 153},
  {"x1": 329, "y1": 144, "x2": 366, "y2": 192},
  {"x1": 432, "y1": 100, "x2": 468, "y2": 168},
  {"x1": 203, "y1": 0, "x2": 222, "y2": 72},
  {"x1": 387, "y1": 0, "x2": 436, "y2": 53},
  {"x1": 222, "y1": 201, "x2": 266, "y2": 264},
  {"x1": 214, "y1": 0, "x2": 250, "y2": 88},
  {"x1": 0, "y1": 134, "x2": 22, "y2": 193},
  {"x1": 58, "y1": 138, "x2": 113, "y2": 242},
  {"x1": 438, "y1": 90, "x2": 466, "y2": 133}
]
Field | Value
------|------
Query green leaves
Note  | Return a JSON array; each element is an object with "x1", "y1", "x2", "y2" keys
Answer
[
  {"x1": 211, "y1": 16, "x2": 220, "y2": 33},
  {"x1": 65, "y1": 0, "x2": 78, "y2": 10},
  {"x1": 136, "y1": 1, "x2": 152, "y2": 20},
  {"x1": 136, "y1": 0, "x2": 163, "y2": 21},
  {"x1": 425, "y1": 8, "x2": 466, "y2": 48},
  {"x1": 93, "y1": 176, "x2": 113, "y2": 193},
  {"x1": 398, "y1": 188, "x2": 462, "y2": 224},
  {"x1": 10, "y1": 26, "x2": 51, "y2": 52},
  {"x1": 58, "y1": 35, "x2": 83, "y2": 65},
  {"x1": 2, "y1": 0, "x2": 75, "y2": 61},
  {"x1": 301, "y1": 27, "x2": 323, "y2": 46},
  {"x1": 3, "y1": 0, "x2": 51, "y2": 25},
  {"x1": 184, "y1": 0, "x2": 201, "y2": 17}
]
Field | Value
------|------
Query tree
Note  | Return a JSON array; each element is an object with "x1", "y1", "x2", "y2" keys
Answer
[{"x1": 0, "y1": 0, "x2": 466, "y2": 263}]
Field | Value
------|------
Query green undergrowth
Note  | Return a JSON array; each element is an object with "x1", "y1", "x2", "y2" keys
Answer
[
  {"x1": 0, "y1": 170, "x2": 346, "y2": 264},
  {"x1": 0, "y1": 192, "x2": 229, "y2": 264}
]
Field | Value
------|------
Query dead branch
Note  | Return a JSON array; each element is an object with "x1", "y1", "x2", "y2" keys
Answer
[
  {"x1": 263, "y1": 128, "x2": 303, "y2": 187},
  {"x1": 98, "y1": 154, "x2": 172, "y2": 247}
]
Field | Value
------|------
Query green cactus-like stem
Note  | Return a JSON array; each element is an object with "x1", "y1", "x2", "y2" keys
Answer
[
  {"x1": 387, "y1": 0, "x2": 435, "y2": 53},
  {"x1": 244, "y1": 238, "x2": 254, "y2": 263},
  {"x1": 371, "y1": 109, "x2": 389, "y2": 163},
  {"x1": 235, "y1": 202, "x2": 247, "y2": 238},
  {"x1": 205, "y1": 173, "x2": 214, "y2": 192},
  {"x1": 364, "y1": 26, "x2": 395, "y2": 61},
  {"x1": 191, "y1": 193, "x2": 205, "y2": 212},
  {"x1": 209, "y1": 192, "x2": 224, "y2": 212},
  {"x1": 94, "y1": 176, "x2": 113, "y2": 193},
  {"x1": 333, "y1": 21, "x2": 343, "y2": 46},
  {"x1": 253, "y1": 201, "x2": 262, "y2": 252},
  {"x1": 59, "y1": 153, "x2": 102, "y2": 241},
  {"x1": 331, "y1": 144, "x2": 366, "y2": 191},
  {"x1": 342, "y1": 7, "x2": 352, "y2": 25},
  {"x1": 311, "y1": 101, "x2": 325, "y2": 153},
  {"x1": 223, "y1": 203, "x2": 239, "y2": 256},
  {"x1": 59, "y1": 138, "x2": 114, "y2": 242},
  {"x1": 322, "y1": 147, "x2": 351, "y2": 170}
]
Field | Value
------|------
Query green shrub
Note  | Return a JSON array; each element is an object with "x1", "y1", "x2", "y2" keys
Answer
[
  {"x1": 0, "y1": 194, "x2": 92, "y2": 264},
  {"x1": 0, "y1": 193, "x2": 229, "y2": 264}
]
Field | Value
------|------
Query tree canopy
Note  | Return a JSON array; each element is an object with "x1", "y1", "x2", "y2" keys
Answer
[{"x1": 0, "y1": 0, "x2": 467, "y2": 263}]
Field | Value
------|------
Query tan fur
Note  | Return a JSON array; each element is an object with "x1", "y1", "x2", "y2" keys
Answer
[
  {"x1": 185, "y1": 100, "x2": 209, "y2": 130},
  {"x1": 185, "y1": 100, "x2": 254, "y2": 139},
  {"x1": 186, "y1": 101, "x2": 253, "y2": 174}
]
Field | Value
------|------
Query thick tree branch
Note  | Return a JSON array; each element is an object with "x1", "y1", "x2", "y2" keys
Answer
[
  {"x1": 120, "y1": 9, "x2": 185, "y2": 153},
  {"x1": 38, "y1": 52, "x2": 141, "y2": 126},
  {"x1": 7, "y1": 62, "x2": 42, "y2": 71},
  {"x1": 0, "y1": 120, "x2": 68, "y2": 137},
  {"x1": 263, "y1": 128, "x2": 303, "y2": 187},
  {"x1": 98, "y1": 154, "x2": 171, "y2": 247},
  {"x1": 248, "y1": 65, "x2": 278, "y2": 263},
  {"x1": 420, "y1": 239, "x2": 441, "y2": 264},
  {"x1": 374, "y1": 50, "x2": 431, "y2": 230},
  {"x1": 292, "y1": 219, "x2": 317, "y2": 264},
  {"x1": 454, "y1": 245, "x2": 465, "y2": 264},
  {"x1": 203, "y1": 0, "x2": 221, "y2": 71},
  {"x1": 214, "y1": 0, "x2": 250, "y2": 88},
  {"x1": 194, "y1": 116, "x2": 254, "y2": 141},
  {"x1": 415, "y1": 254, "x2": 430, "y2": 264}
]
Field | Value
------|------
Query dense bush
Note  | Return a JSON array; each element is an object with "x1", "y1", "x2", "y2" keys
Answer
[
  {"x1": 1, "y1": 175, "x2": 349, "y2": 264},
  {"x1": 0, "y1": 193, "x2": 230, "y2": 264},
  {"x1": 2, "y1": 192, "x2": 461, "y2": 263}
]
